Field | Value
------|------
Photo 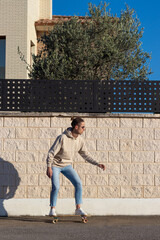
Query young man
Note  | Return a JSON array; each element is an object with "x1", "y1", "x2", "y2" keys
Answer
[{"x1": 46, "y1": 117, "x2": 105, "y2": 216}]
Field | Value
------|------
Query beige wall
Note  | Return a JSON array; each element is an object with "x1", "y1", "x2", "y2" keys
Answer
[
  {"x1": 0, "y1": 0, "x2": 28, "y2": 79},
  {"x1": 0, "y1": 115, "x2": 160, "y2": 201},
  {"x1": 39, "y1": 0, "x2": 52, "y2": 19},
  {"x1": 0, "y1": 0, "x2": 52, "y2": 79}
]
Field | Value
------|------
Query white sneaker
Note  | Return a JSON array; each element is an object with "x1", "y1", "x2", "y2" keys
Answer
[
  {"x1": 49, "y1": 208, "x2": 57, "y2": 216},
  {"x1": 75, "y1": 208, "x2": 87, "y2": 216}
]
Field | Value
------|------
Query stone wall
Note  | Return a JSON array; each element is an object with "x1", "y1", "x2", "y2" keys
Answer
[{"x1": 1, "y1": 113, "x2": 160, "y2": 215}]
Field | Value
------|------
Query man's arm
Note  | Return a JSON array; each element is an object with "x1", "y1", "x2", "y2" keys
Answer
[
  {"x1": 46, "y1": 135, "x2": 62, "y2": 178},
  {"x1": 78, "y1": 140, "x2": 106, "y2": 171}
]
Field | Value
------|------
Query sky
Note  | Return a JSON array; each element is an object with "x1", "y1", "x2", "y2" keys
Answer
[{"x1": 52, "y1": 0, "x2": 160, "y2": 80}]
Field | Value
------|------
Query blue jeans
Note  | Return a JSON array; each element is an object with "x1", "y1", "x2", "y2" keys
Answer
[{"x1": 50, "y1": 165, "x2": 82, "y2": 207}]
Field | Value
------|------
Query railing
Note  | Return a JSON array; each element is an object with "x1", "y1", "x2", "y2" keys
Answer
[{"x1": 0, "y1": 79, "x2": 160, "y2": 113}]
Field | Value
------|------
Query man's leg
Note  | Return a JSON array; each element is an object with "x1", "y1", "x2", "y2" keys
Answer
[
  {"x1": 61, "y1": 165, "x2": 82, "y2": 209},
  {"x1": 50, "y1": 166, "x2": 61, "y2": 209}
]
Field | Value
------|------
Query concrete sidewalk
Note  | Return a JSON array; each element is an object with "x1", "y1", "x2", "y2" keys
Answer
[{"x1": 1, "y1": 216, "x2": 160, "y2": 240}]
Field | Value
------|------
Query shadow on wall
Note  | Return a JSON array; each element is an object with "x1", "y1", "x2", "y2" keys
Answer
[{"x1": 0, "y1": 158, "x2": 21, "y2": 216}]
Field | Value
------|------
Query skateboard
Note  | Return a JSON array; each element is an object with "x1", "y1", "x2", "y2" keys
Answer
[{"x1": 49, "y1": 215, "x2": 89, "y2": 224}]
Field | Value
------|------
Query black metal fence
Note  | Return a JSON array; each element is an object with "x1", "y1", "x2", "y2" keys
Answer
[{"x1": 0, "y1": 79, "x2": 160, "y2": 113}]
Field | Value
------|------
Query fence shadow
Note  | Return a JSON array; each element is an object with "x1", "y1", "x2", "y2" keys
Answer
[{"x1": 0, "y1": 158, "x2": 21, "y2": 216}]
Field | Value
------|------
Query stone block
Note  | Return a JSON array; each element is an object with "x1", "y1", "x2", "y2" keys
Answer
[
  {"x1": 97, "y1": 118, "x2": 119, "y2": 128},
  {"x1": 97, "y1": 139, "x2": 119, "y2": 151},
  {"x1": 132, "y1": 128, "x2": 154, "y2": 140},
  {"x1": 85, "y1": 139, "x2": 97, "y2": 151},
  {"x1": 28, "y1": 117, "x2": 50, "y2": 127},
  {"x1": 4, "y1": 118, "x2": 27, "y2": 127},
  {"x1": 16, "y1": 151, "x2": 38, "y2": 163},
  {"x1": 83, "y1": 186, "x2": 98, "y2": 198},
  {"x1": 4, "y1": 162, "x2": 26, "y2": 174},
  {"x1": 89, "y1": 151, "x2": 108, "y2": 163},
  {"x1": 132, "y1": 175, "x2": 154, "y2": 186},
  {"x1": 12, "y1": 186, "x2": 26, "y2": 198},
  {"x1": 155, "y1": 152, "x2": 160, "y2": 162},
  {"x1": 120, "y1": 118, "x2": 142, "y2": 128},
  {"x1": 99, "y1": 163, "x2": 120, "y2": 175},
  {"x1": 86, "y1": 175, "x2": 108, "y2": 186},
  {"x1": 120, "y1": 140, "x2": 142, "y2": 151},
  {"x1": 27, "y1": 186, "x2": 39, "y2": 198},
  {"x1": 0, "y1": 128, "x2": 15, "y2": 138},
  {"x1": 74, "y1": 163, "x2": 97, "y2": 175},
  {"x1": 27, "y1": 163, "x2": 46, "y2": 174},
  {"x1": 83, "y1": 118, "x2": 97, "y2": 127},
  {"x1": 109, "y1": 151, "x2": 131, "y2": 163},
  {"x1": 13, "y1": 163, "x2": 27, "y2": 174},
  {"x1": 121, "y1": 186, "x2": 142, "y2": 198},
  {"x1": 132, "y1": 151, "x2": 154, "y2": 163},
  {"x1": 121, "y1": 163, "x2": 143, "y2": 174},
  {"x1": 38, "y1": 152, "x2": 48, "y2": 163},
  {"x1": 109, "y1": 175, "x2": 131, "y2": 186},
  {"x1": 0, "y1": 151, "x2": 15, "y2": 162},
  {"x1": 39, "y1": 186, "x2": 51, "y2": 198},
  {"x1": 143, "y1": 119, "x2": 160, "y2": 128},
  {"x1": 16, "y1": 128, "x2": 39, "y2": 139},
  {"x1": 39, "y1": 174, "x2": 52, "y2": 186},
  {"x1": 0, "y1": 140, "x2": 2, "y2": 151},
  {"x1": 0, "y1": 118, "x2": 3, "y2": 127},
  {"x1": 98, "y1": 186, "x2": 120, "y2": 198},
  {"x1": 109, "y1": 128, "x2": 131, "y2": 139},
  {"x1": 27, "y1": 186, "x2": 51, "y2": 198},
  {"x1": 86, "y1": 128, "x2": 108, "y2": 139},
  {"x1": 51, "y1": 117, "x2": 70, "y2": 127},
  {"x1": 144, "y1": 187, "x2": 160, "y2": 198},
  {"x1": 154, "y1": 175, "x2": 160, "y2": 185},
  {"x1": 144, "y1": 164, "x2": 160, "y2": 174},
  {"x1": 143, "y1": 140, "x2": 160, "y2": 151},
  {"x1": 18, "y1": 174, "x2": 38, "y2": 186},
  {"x1": 28, "y1": 139, "x2": 50, "y2": 151},
  {"x1": 155, "y1": 129, "x2": 160, "y2": 139},
  {"x1": 4, "y1": 139, "x2": 27, "y2": 151},
  {"x1": 38, "y1": 128, "x2": 61, "y2": 139}
]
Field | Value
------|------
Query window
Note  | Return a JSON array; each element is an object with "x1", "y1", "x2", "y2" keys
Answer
[{"x1": 0, "y1": 36, "x2": 6, "y2": 79}]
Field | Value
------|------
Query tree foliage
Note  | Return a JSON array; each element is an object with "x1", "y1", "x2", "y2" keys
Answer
[{"x1": 29, "y1": 2, "x2": 152, "y2": 80}]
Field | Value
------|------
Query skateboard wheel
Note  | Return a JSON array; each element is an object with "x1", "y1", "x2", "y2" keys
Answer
[
  {"x1": 82, "y1": 217, "x2": 88, "y2": 223},
  {"x1": 52, "y1": 218, "x2": 58, "y2": 224}
]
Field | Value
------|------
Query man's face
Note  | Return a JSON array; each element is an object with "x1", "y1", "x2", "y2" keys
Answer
[{"x1": 75, "y1": 122, "x2": 85, "y2": 135}]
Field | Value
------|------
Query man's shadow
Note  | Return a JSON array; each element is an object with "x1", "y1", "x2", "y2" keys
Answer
[{"x1": 0, "y1": 158, "x2": 21, "y2": 216}]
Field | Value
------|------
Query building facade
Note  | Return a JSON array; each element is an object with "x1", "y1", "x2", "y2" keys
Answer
[{"x1": 0, "y1": 0, "x2": 52, "y2": 79}]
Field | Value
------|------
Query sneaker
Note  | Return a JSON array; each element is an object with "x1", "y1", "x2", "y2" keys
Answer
[
  {"x1": 75, "y1": 208, "x2": 87, "y2": 216},
  {"x1": 49, "y1": 208, "x2": 57, "y2": 216}
]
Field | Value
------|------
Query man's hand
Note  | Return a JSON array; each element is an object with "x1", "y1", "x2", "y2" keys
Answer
[
  {"x1": 47, "y1": 167, "x2": 53, "y2": 178},
  {"x1": 98, "y1": 164, "x2": 106, "y2": 171}
]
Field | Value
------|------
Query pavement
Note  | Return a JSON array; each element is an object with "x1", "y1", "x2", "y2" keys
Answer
[{"x1": 1, "y1": 216, "x2": 160, "y2": 240}]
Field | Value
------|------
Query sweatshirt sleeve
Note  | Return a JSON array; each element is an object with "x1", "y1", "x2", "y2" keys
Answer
[
  {"x1": 46, "y1": 135, "x2": 62, "y2": 167},
  {"x1": 78, "y1": 139, "x2": 99, "y2": 166}
]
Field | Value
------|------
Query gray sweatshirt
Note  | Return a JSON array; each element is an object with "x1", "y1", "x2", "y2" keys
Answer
[{"x1": 46, "y1": 127, "x2": 99, "y2": 168}]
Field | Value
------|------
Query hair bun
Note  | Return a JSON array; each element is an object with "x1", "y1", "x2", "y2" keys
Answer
[{"x1": 71, "y1": 116, "x2": 76, "y2": 121}]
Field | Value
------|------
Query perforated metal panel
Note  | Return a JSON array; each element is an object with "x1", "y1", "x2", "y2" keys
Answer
[
  {"x1": 1, "y1": 80, "x2": 31, "y2": 111},
  {"x1": 30, "y1": 80, "x2": 94, "y2": 112},
  {"x1": 0, "y1": 79, "x2": 160, "y2": 113}
]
